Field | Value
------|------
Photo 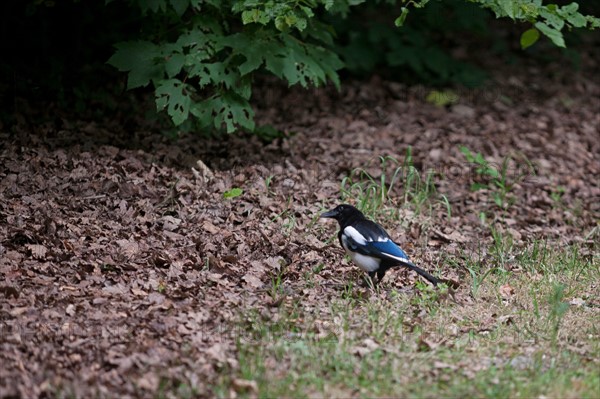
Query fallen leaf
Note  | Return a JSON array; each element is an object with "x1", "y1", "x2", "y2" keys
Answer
[
  {"x1": 232, "y1": 378, "x2": 258, "y2": 393},
  {"x1": 569, "y1": 297, "x2": 585, "y2": 307},
  {"x1": 433, "y1": 360, "x2": 456, "y2": 370},
  {"x1": 499, "y1": 284, "x2": 514, "y2": 300},
  {"x1": 66, "y1": 304, "x2": 76, "y2": 316},
  {"x1": 352, "y1": 338, "x2": 380, "y2": 356},
  {"x1": 26, "y1": 244, "x2": 47, "y2": 259},
  {"x1": 242, "y1": 273, "x2": 263, "y2": 289},
  {"x1": 432, "y1": 229, "x2": 469, "y2": 243},
  {"x1": 202, "y1": 221, "x2": 221, "y2": 234},
  {"x1": 136, "y1": 372, "x2": 159, "y2": 391},
  {"x1": 131, "y1": 288, "x2": 147, "y2": 296},
  {"x1": 206, "y1": 343, "x2": 227, "y2": 363}
]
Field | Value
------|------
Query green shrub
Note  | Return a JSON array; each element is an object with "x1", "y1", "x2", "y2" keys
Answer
[
  {"x1": 331, "y1": 0, "x2": 491, "y2": 86},
  {"x1": 108, "y1": 0, "x2": 344, "y2": 134},
  {"x1": 107, "y1": 0, "x2": 600, "y2": 135}
]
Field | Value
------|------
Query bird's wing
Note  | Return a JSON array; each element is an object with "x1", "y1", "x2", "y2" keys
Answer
[
  {"x1": 342, "y1": 223, "x2": 409, "y2": 263},
  {"x1": 367, "y1": 240, "x2": 410, "y2": 263},
  {"x1": 350, "y1": 219, "x2": 390, "y2": 242}
]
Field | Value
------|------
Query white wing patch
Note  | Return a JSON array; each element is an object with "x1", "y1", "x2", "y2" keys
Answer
[
  {"x1": 344, "y1": 226, "x2": 390, "y2": 244},
  {"x1": 383, "y1": 253, "x2": 410, "y2": 264},
  {"x1": 343, "y1": 226, "x2": 366, "y2": 245}
]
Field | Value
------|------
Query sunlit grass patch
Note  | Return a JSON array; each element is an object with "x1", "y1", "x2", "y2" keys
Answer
[{"x1": 218, "y1": 243, "x2": 599, "y2": 398}]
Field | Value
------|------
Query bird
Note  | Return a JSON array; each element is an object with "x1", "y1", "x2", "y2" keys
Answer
[{"x1": 321, "y1": 204, "x2": 440, "y2": 286}]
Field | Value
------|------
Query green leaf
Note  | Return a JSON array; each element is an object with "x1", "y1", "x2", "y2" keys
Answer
[
  {"x1": 266, "y1": 34, "x2": 342, "y2": 89},
  {"x1": 223, "y1": 188, "x2": 243, "y2": 199},
  {"x1": 459, "y1": 146, "x2": 474, "y2": 162},
  {"x1": 231, "y1": 75, "x2": 252, "y2": 100},
  {"x1": 191, "y1": 92, "x2": 255, "y2": 133},
  {"x1": 470, "y1": 183, "x2": 487, "y2": 191},
  {"x1": 566, "y1": 12, "x2": 587, "y2": 28},
  {"x1": 169, "y1": 0, "x2": 189, "y2": 16},
  {"x1": 561, "y1": 2, "x2": 579, "y2": 14},
  {"x1": 265, "y1": 55, "x2": 285, "y2": 79},
  {"x1": 322, "y1": 0, "x2": 335, "y2": 10},
  {"x1": 305, "y1": 44, "x2": 343, "y2": 89},
  {"x1": 254, "y1": 124, "x2": 287, "y2": 142},
  {"x1": 155, "y1": 79, "x2": 191, "y2": 125},
  {"x1": 275, "y1": 15, "x2": 288, "y2": 31},
  {"x1": 557, "y1": 3, "x2": 587, "y2": 28},
  {"x1": 304, "y1": 19, "x2": 335, "y2": 46},
  {"x1": 238, "y1": 51, "x2": 264, "y2": 76},
  {"x1": 520, "y1": 28, "x2": 540, "y2": 49},
  {"x1": 292, "y1": 16, "x2": 307, "y2": 31},
  {"x1": 165, "y1": 52, "x2": 186, "y2": 77},
  {"x1": 107, "y1": 41, "x2": 162, "y2": 89},
  {"x1": 222, "y1": 92, "x2": 255, "y2": 132},
  {"x1": 394, "y1": 7, "x2": 409, "y2": 27},
  {"x1": 519, "y1": 2, "x2": 539, "y2": 19},
  {"x1": 493, "y1": 193, "x2": 503, "y2": 207},
  {"x1": 497, "y1": 0, "x2": 516, "y2": 19},
  {"x1": 482, "y1": 167, "x2": 499, "y2": 178},
  {"x1": 540, "y1": 8, "x2": 564, "y2": 30},
  {"x1": 425, "y1": 90, "x2": 458, "y2": 107},
  {"x1": 241, "y1": 9, "x2": 269, "y2": 25},
  {"x1": 140, "y1": 0, "x2": 167, "y2": 14},
  {"x1": 190, "y1": 62, "x2": 238, "y2": 89},
  {"x1": 300, "y1": 5, "x2": 314, "y2": 18},
  {"x1": 535, "y1": 22, "x2": 565, "y2": 47}
]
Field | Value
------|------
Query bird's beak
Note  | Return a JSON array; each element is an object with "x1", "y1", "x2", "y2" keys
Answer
[{"x1": 320, "y1": 209, "x2": 337, "y2": 219}]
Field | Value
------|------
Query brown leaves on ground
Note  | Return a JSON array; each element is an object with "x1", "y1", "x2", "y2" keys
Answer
[{"x1": 1, "y1": 54, "x2": 599, "y2": 397}]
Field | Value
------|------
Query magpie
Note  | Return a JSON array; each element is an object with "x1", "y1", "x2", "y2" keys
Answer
[{"x1": 321, "y1": 204, "x2": 440, "y2": 286}]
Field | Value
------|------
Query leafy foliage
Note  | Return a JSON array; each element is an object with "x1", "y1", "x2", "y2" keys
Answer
[
  {"x1": 476, "y1": 0, "x2": 599, "y2": 48},
  {"x1": 331, "y1": 0, "x2": 491, "y2": 86},
  {"x1": 108, "y1": 0, "x2": 600, "y2": 134},
  {"x1": 109, "y1": 0, "x2": 344, "y2": 133}
]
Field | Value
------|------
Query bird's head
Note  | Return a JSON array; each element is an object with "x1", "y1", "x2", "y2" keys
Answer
[{"x1": 320, "y1": 204, "x2": 363, "y2": 226}]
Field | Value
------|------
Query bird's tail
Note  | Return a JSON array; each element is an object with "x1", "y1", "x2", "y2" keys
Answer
[{"x1": 399, "y1": 261, "x2": 440, "y2": 286}]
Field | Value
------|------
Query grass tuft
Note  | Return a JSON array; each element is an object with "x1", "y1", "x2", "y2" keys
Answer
[{"x1": 340, "y1": 149, "x2": 445, "y2": 220}]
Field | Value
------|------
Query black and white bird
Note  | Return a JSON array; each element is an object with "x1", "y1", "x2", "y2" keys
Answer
[{"x1": 321, "y1": 204, "x2": 440, "y2": 286}]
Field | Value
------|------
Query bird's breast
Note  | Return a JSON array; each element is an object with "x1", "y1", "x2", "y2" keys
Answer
[
  {"x1": 348, "y1": 251, "x2": 381, "y2": 272},
  {"x1": 341, "y1": 236, "x2": 381, "y2": 272}
]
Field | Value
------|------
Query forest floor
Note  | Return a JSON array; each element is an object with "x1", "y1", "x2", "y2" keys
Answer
[{"x1": 1, "y1": 48, "x2": 599, "y2": 398}]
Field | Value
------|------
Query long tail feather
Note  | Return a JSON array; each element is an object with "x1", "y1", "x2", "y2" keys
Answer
[{"x1": 399, "y1": 261, "x2": 440, "y2": 286}]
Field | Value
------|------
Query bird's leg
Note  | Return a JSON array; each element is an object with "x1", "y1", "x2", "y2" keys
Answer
[
  {"x1": 366, "y1": 272, "x2": 377, "y2": 289},
  {"x1": 376, "y1": 269, "x2": 386, "y2": 283}
]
